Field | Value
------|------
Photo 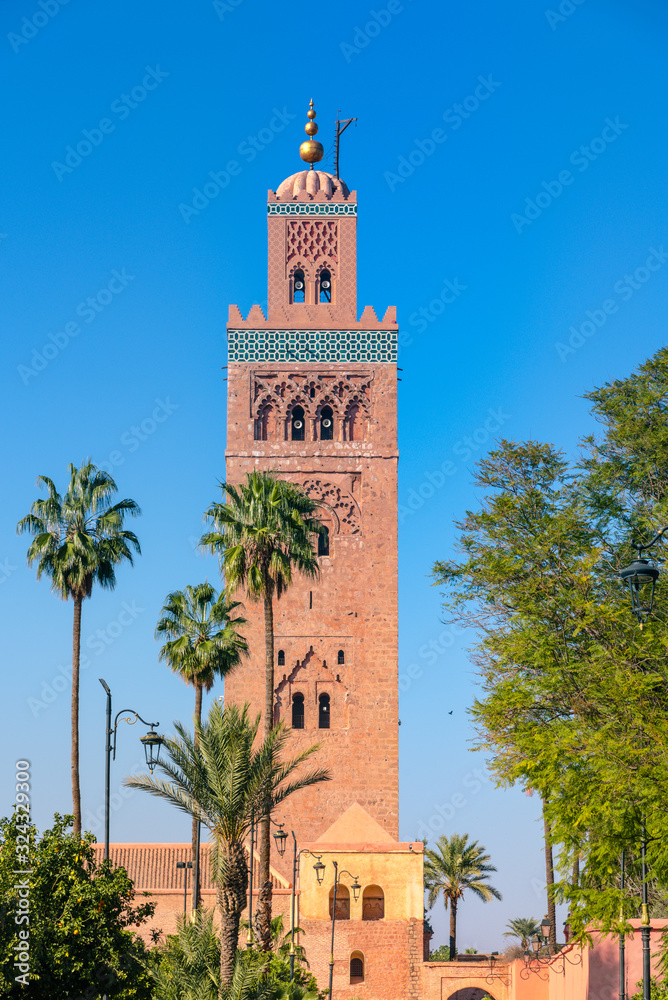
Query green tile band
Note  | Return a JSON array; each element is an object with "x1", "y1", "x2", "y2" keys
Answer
[
  {"x1": 227, "y1": 329, "x2": 397, "y2": 363},
  {"x1": 267, "y1": 203, "x2": 357, "y2": 216}
]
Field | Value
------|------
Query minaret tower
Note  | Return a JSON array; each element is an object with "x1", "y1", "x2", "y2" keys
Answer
[{"x1": 224, "y1": 102, "x2": 399, "y2": 867}]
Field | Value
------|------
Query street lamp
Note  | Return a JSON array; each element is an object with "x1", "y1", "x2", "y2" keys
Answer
[
  {"x1": 283, "y1": 829, "x2": 325, "y2": 980},
  {"x1": 619, "y1": 529, "x2": 667, "y2": 1000},
  {"x1": 99, "y1": 678, "x2": 164, "y2": 861},
  {"x1": 328, "y1": 861, "x2": 361, "y2": 1000},
  {"x1": 176, "y1": 860, "x2": 193, "y2": 915}
]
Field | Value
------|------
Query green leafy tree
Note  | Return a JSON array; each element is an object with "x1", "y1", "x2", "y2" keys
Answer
[
  {"x1": 17, "y1": 462, "x2": 140, "y2": 836},
  {"x1": 503, "y1": 917, "x2": 540, "y2": 948},
  {"x1": 201, "y1": 471, "x2": 324, "y2": 952},
  {"x1": 428, "y1": 944, "x2": 450, "y2": 962},
  {"x1": 156, "y1": 582, "x2": 247, "y2": 904},
  {"x1": 424, "y1": 833, "x2": 501, "y2": 957},
  {"x1": 0, "y1": 812, "x2": 155, "y2": 999},
  {"x1": 432, "y1": 353, "x2": 668, "y2": 941},
  {"x1": 125, "y1": 701, "x2": 329, "y2": 985}
]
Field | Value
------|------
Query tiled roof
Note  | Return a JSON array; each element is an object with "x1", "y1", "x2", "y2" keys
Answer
[{"x1": 91, "y1": 843, "x2": 289, "y2": 891}]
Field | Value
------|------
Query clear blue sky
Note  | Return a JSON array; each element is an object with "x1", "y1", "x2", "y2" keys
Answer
[{"x1": 2, "y1": 0, "x2": 667, "y2": 955}]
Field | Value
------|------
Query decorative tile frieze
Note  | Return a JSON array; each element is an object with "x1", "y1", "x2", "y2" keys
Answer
[
  {"x1": 228, "y1": 329, "x2": 397, "y2": 363},
  {"x1": 267, "y1": 203, "x2": 357, "y2": 216}
]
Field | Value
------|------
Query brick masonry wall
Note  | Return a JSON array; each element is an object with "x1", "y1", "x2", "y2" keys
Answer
[{"x1": 225, "y1": 359, "x2": 399, "y2": 879}]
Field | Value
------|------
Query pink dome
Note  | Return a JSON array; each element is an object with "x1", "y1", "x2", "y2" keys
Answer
[{"x1": 275, "y1": 170, "x2": 350, "y2": 200}]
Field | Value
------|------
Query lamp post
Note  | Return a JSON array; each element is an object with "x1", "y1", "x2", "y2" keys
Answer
[
  {"x1": 176, "y1": 860, "x2": 193, "y2": 915},
  {"x1": 99, "y1": 678, "x2": 164, "y2": 861},
  {"x1": 271, "y1": 826, "x2": 324, "y2": 981},
  {"x1": 619, "y1": 528, "x2": 667, "y2": 1000},
  {"x1": 328, "y1": 861, "x2": 361, "y2": 1000}
]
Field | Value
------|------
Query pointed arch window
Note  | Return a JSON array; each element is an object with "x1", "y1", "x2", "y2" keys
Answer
[
  {"x1": 320, "y1": 405, "x2": 334, "y2": 441},
  {"x1": 293, "y1": 269, "x2": 305, "y2": 303},
  {"x1": 318, "y1": 526, "x2": 330, "y2": 557},
  {"x1": 292, "y1": 693, "x2": 305, "y2": 730},
  {"x1": 318, "y1": 692, "x2": 330, "y2": 729},
  {"x1": 319, "y1": 269, "x2": 332, "y2": 303},
  {"x1": 291, "y1": 405, "x2": 305, "y2": 441}
]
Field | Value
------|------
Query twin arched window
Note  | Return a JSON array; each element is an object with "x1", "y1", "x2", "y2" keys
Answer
[
  {"x1": 290, "y1": 269, "x2": 333, "y2": 304},
  {"x1": 291, "y1": 692, "x2": 331, "y2": 729}
]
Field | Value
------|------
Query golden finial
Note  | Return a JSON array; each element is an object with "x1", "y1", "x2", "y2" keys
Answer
[{"x1": 299, "y1": 98, "x2": 324, "y2": 169}]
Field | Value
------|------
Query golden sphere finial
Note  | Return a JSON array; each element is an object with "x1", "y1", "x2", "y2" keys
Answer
[{"x1": 300, "y1": 98, "x2": 323, "y2": 169}]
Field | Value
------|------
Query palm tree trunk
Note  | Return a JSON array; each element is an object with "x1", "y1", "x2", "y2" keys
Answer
[
  {"x1": 192, "y1": 681, "x2": 204, "y2": 911},
  {"x1": 71, "y1": 595, "x2": 83, "y2": 838},
  {"x1": 257, "y1": 588, "x2": 275, "y2": 952},
  {"x1": 543, "y1": 801, "x2": 557, "y2": 951},
  {"x1": 217, "y1": 841, "x2": 249, "y2": 989},
  {"x1": 449, "y1": 898, "x2": 457, "y2": 958}
]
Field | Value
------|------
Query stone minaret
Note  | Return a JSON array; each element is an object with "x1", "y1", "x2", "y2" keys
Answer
[{"x1": 224, "y1": 102, "x2": 399, "y2": 873}]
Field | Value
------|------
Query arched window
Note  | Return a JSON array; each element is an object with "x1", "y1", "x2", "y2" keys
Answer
[
  {"x1": 329, "y1": 884, "x2": 350, "y2": 920},
  {"x1": 337, "y1": 650, "x2": 344, "y2": 665},
  {"x1": 318, "y1": 526, "x2": 330, "y2": 557},
  {"x1": 347, "y1": 403, "x2": 362, "y2": 442},
  {"x1": 320, "y1": 405, "x2": 334, "y2": 441},
  {"x1": 277, "y1": 650, "x2": 285, "y2": 666},
  {"x1": 350, "y1": 953, "x2": 364, "y2": 984},
  {"x1": 319, "y1": 269, "x2": 332, "y2": 303},
  {"x1": 293, "y1": 269, "x2": 305, "y2": 303},
  {"x1": 255, "y1": 404, "x2": 275, "y2": 441},
  {"x1": 292, "y1": 693, "x2": 304, "y2": 730},
  {"x1": 318, "y1": 693, "x2": 330, "y2": 729},
  {"x1": 362, "y1": 885, "x2": 384, "y2": 921},
  {"x1": 291, "y1": 405, "x2": 305, "y2": 442}
]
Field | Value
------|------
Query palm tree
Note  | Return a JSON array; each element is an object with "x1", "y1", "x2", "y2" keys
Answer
[
  {"x1": 424, "y1": 833, "x2": 502, "y2": 957},
  {"x1": 125, "y1": 701, "x2": 330, "y2": 987},
  {"x1": 156, "y1": 582, "x2": 248, "y2": 905},
  {"x1": 17, "y1": 461, "x2": 140, "y2": 836},
  {"x1": 503, "y1": 916, "x2": 540, "y2": 949},
  {"x1": 200, "y1": 472, "x2": 324, "y2": 951}
]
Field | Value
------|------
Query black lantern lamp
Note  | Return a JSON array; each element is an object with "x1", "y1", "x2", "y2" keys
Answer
[
  {"x1": 273, "y1": 823, "x2": 288, "y2": 857},
  {"x1": 351, "y1": 880, "x2": 361, "y2": 902},
  {"x1": 139, "y1": 727, "x2": 164, "y2": 772},
  {"x1": 523, "y1": 949, "x2": 531, "y2": 967},
  {"x1": 313, "y1": 859, "x2": 326, "y2": 885},
  {"x1": 532, "y1": 934, "x2": 542, "y2": 954},
  {"x1": 620, "y1": 528, "x2": 668, "y2": 625},
  {"x1": 540, "y1": 917, "x2": 551, "y2": 940}
]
